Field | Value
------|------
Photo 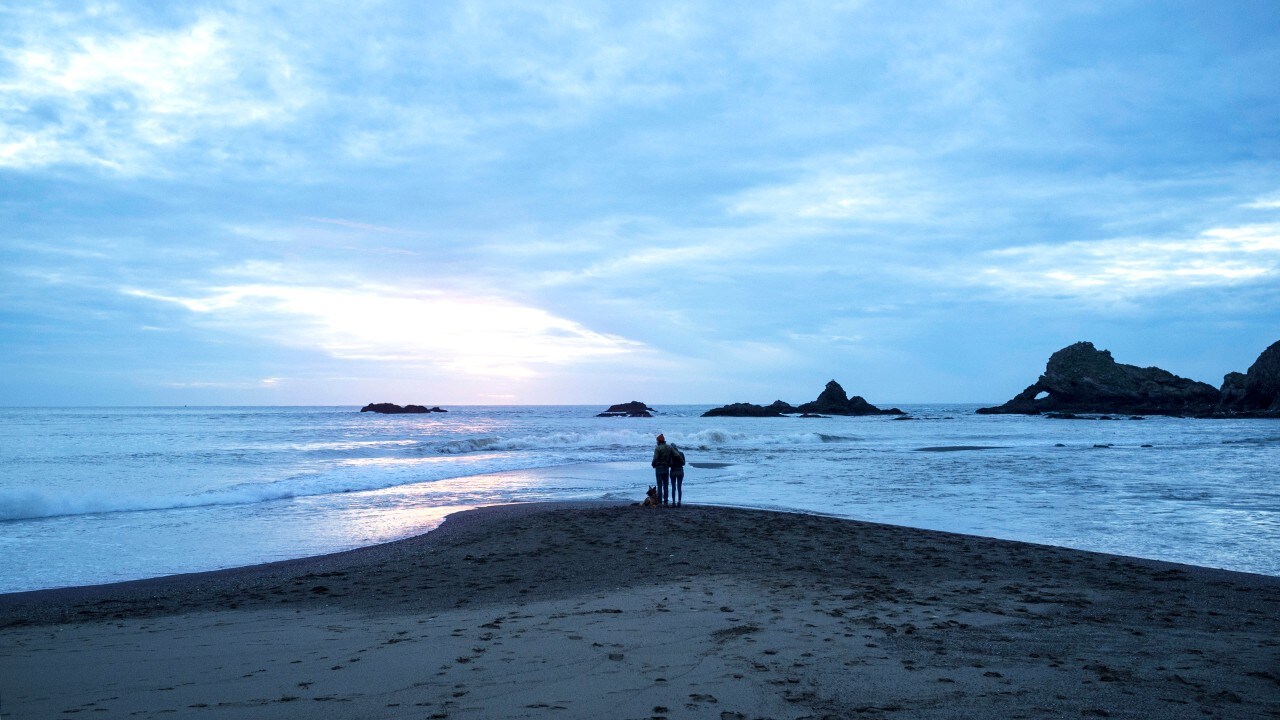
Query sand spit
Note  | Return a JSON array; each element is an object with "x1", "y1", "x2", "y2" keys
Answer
[{"x1": 2, "y1": 502, "x2": 1278, "y2": 719}]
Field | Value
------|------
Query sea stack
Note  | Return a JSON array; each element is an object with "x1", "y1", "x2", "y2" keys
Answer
[
  {"x1": 977, "y1": 342, "x2": 1219, "y2": 416},
  {"x1": 360, "y1": 403, "x2": 447, "y2": 414},
  {"x1": 702, "y1": 400, "x2": 797, "y2": 418},
  {"x1": 597, "y1": 401, "x2": 655, "y2": 417},
  {"x1": 703, "y1": 380, "x2": 903, "y2": 417},
  {"x1": 796, "y1": 380, "x2": 904, "y2": 416},
  {"x1": 1216, "y1": 339, "x2": 1280, "y2": 417}
]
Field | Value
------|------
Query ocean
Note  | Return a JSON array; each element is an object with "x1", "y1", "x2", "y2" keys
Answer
[{"x1": 1, "y1": 405, "x2": 1277, "y2": 593}]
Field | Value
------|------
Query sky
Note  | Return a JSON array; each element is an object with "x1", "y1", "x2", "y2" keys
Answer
[{"x1": 2, "y1": 0, "x2": 1279, "y2": 406}]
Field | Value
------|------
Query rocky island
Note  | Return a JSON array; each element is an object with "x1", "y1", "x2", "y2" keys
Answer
[
  {"x1": 978, "y1": 340, "x2": 1280, "y2": 417},
  {"x1": 703, "y1": 380, "x2": 904, "y2": 417},
  {"x1": 596, "y1": 401, "x2": 655, "y2": 417},
  {"x1": 1216, "y1": 339, "x2": 1280, "y2": 417},
  {"x1": 359, "y1": 403, "x2": 447, "y2": 414}
]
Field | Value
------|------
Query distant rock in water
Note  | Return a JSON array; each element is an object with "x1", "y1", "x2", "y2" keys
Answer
[
  {"x1": 1216, "y1": 339, "x2": 1280, "y2": 417},
  {"x1": 976, "y1": 342, "x2": 1220, "y2": 416},
  {"x1": 797, "y1": 380, "x2": 905, "y2": 416},
  {"x1": 703, "y1": 400, "x2": 796, "y2": 418},
  {"x1": 360, "y1": 403, "x2": 447, "y2": 414},
  {"x1": 702, "y1": 381, "x2": 902, "y2": 417},
  {"x1": 597, "y1": 401, "x2": 655, "y2": 417}
]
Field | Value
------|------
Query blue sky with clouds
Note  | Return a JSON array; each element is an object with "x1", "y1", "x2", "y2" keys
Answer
[{"x1": 2, "y1": 1, "x2": 1279, "y2": 405}]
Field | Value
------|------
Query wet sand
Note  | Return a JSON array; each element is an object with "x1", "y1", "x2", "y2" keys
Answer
[{"x1": 2, "y1": 502, "x2": 1278, "y2": 718}]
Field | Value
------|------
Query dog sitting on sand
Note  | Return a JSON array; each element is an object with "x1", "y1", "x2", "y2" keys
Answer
[{"x1": 641, "y1": 486, "x2": 660, "y2": 508}]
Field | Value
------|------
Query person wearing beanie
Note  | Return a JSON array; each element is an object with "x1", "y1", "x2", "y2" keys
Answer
[{"x1": 651, "y1": 433, "x2": 676, "y2": 506}]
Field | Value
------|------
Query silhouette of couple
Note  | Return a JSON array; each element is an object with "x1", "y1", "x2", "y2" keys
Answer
[{"x1": 650, "y1": 434, "x2": 685, "y2": 507}]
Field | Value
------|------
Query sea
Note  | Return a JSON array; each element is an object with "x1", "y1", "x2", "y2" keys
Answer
[{"x1": 1, "y1": 405, "x2": 1277, "y2": 594}]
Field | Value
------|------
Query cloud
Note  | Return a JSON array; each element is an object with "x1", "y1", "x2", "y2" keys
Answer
[
  {"x1": 726, "y1": 170, "x2": 935, "y2": 223},
  {"x1": 1244, "y1": 194, "x2": 1280, "y2": 210},
  {"x1": 0, "y1": 2, "x2": 707, "y2": 175},
  {"x1": 535, "y1": 228, "x2": 772, "y2": 286},
  {"x1": 160, "y1": 377, "x2": 283, "y2": 390},
  {"x1": 0, "y1": 10, "x2": 309, "y2": 172},
  {"x1": 445, "y1": 2, "x2": 700, "y2": 107},
  {"x1": 970, "y1": 223, "x2": 1280, "y2": 298},
  {"x1": 3, "y1": 1, "x2": 1278, "y2": 405},
  {"x1": 123, "y1": 281, "x2": 645, "y2": 378},
  {"x1": 303, "y1": 217, "x2": 425, "y2": 236}
]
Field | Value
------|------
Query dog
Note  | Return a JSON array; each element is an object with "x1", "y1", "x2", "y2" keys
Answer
[{"x1": 641, "y1": 485, "x2": 660, "y2": 508}]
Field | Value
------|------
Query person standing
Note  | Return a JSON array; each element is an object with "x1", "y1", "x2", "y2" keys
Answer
[
  {"x1": 651, "y1": 434, "x2": 675, "y2": 506},
  {"x1": 668, "y1": 442, "x2": 686, "y2": 507}
]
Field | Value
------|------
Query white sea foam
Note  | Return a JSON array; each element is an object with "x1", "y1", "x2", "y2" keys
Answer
[
  {"x1": 293, "y1": 439, "x2": 421, "y2": 452},
  {"x1": 0, "y1": 485, "x2": 280, "y2": 522},
  {"x1": 0, "y1": 455, "x2": 540, "y2": 522},
  {"x1": 432, "y1": 427, "x2": 858, "y2": 455}
]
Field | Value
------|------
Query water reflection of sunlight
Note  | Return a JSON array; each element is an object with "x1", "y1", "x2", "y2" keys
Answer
[
  {"x1": 291, "y1": 462, "x2": 672, "y2": 569},
  {"x1": 444, "y1": 420, "x2": 509, "y2": 435},
  {"x1": 339, "y1": 454, "x2": 502, "y2": 468},
  {"x1": 351, "y1": 504, "x2": 471, "y2": 541}
]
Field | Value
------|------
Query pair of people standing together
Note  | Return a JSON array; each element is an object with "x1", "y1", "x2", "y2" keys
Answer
[{"x1": 651, "y1": 434, "x2": 685, "y2": 507}]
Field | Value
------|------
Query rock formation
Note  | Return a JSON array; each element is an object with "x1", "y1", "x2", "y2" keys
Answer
[
  {"x1": 702, "y1": 381, "x2": 902, "y2": 417},
  {"x1": 597, "y1": 401, "x2": 655, "y2": 418},
  {"x1": 360, "y1": 403, "x2": 447, "y2": 414},
  {"x1": 1218, "y1": 372, "x2": 1248, "y2": 412},
  {"x1": 976, "y1": 342, "x2": 1220, "y2": 416},
  {"x1": 702, "y1": 400, "x2": 796, "y2": 418},
  {"x1": 796, "y1": 381, "x2": 905, "y2": 416},
  {"x1": 1216, "y1": 340, "x2": 1280, "y2": 417}
]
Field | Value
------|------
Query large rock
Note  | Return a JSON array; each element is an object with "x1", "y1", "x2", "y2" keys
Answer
[
  {"x1": 977, "y1": 342, "x2": 1220, "y2": 416},
  {"x1": 360, "y1": 403, "x2": 447, "y2": 414},
  {"x1": 702, "y1": 400, "x2": 796, "y2": 418},
  {"x1": 702, "y1": 382, "x2": 901, "y2": 417},
  {"x1": 1217, "y1": 340, "x2": 1280, "y2": 417},
  {"x1": 597, "y1": 401, "x2": 655, "y2": 418},
  {"x1": 796, "y1": 380, "x2": 905, "y2": 416},
  {"x1": 1219, "y1": 372, "x2": 1248, "y2": 411}
]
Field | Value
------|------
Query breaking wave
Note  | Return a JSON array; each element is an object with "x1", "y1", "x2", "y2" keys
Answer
[
  {"x1": 433, "y1": 428, "x2": 858, "y2": 454},
  {"x1": 0, "y1": 426, "x2": 862, "y2": 522},
  {"x1": 0, "y1": 456, "x2": 517, "y2": 523},
  {"x1": 1221, "y1": 436, "x2": 1280, "y2": 446}
]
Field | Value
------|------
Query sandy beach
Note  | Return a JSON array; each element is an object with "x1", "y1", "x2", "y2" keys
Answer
[{"x1": 2, "y1": 502, "x2": 1278, "y2": 719}]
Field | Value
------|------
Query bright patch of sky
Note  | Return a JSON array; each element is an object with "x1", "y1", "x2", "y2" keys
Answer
[{"x1": 2, "y1": 1, "x2": 1278, "y2": 405}]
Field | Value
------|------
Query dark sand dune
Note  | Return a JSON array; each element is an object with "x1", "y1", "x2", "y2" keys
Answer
[{"x1": 2, "y1": 502, "x2": 1278, "y2": 718}]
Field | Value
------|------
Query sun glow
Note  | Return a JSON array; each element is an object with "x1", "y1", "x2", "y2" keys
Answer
[{"x1": 125, "y1": 283, "x2": 642, "y2": 376}]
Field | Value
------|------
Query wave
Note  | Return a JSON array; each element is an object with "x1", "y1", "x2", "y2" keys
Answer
[
  {"x1": 436, "y1": 429, "x2": 657, "y2": 454},
  {"x1": 598, "y1": 491, "x2": 638, "y2": 502},
  {"x1": 0, "y1": 427, "x2": 861, "y2": 522},
  {"x1": 294, "y1": 439, "x2": 421, "y2": 452},
  {"x1": 433, "y1": 428, "x2": 859, "y2": 454},
  {"x1": 0, "y1": 485, "x2": 305, "y2": 523},
  {"x1": 673, "y1": 428, "x2": 858, "y2": 446},
  {"x1": 0, "y1": 456, "x2": 514, "y2": 523},
  {"x1": 1221, "y1": 436, "x2": 1280, "y2": 446}
]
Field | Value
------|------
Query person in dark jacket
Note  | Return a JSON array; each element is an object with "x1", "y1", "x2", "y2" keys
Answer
[
  {"x1": 668, "y1": 442, "x2": 685, "y2": 507},
  {"x1": 651, "y1": 434, "x2": 676, "y2": 506}
]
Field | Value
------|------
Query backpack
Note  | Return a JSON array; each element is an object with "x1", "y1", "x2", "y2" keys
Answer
[{"x1": 670, "y1": 445, "x2": 685, "y2": 468}]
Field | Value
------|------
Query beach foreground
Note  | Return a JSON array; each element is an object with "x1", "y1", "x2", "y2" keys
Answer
[{"x1": 2, "y1": 503, "x2": 1278, "y2": 719}]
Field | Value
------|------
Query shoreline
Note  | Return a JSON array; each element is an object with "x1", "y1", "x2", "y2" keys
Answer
[
  {"x1": 3, "y1": 500, "x2": 1279, "y2": 621},
  {"x1": 3, "y1": 502, "x2": 1279, "y2": 718},
  {"x1": 5, "y1": 497, "x2": 1278, "y2": 603}
]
